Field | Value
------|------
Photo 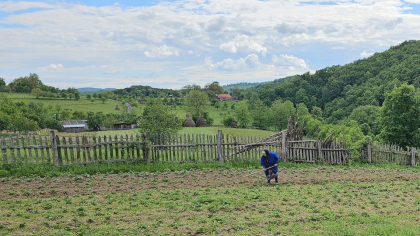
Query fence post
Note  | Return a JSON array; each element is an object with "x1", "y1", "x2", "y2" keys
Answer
[
  {"x1": 367, "y1": 139, "x2": 372, "y2": 164},
  {"x1": 411, "y1": 147, "x2": 416, "y2": 166},
  {"x1": 1, "y1": 137, "x2": 7, "y2": 164},
  {"x1": 142, "y1": 132, "x2": 151, "y2": 164},
  {"x1": 50, "y1": 130, "x2": 60, "y2": 166},
  {"x1": 281, "y1": 131, "x2": 286, "y2": 161},
  {"x1": 217, "y1": 130, "x2": 224, "y2": 162},
  {"x1": 317, "y1": 140, "x2": 322, "y2": 162}
]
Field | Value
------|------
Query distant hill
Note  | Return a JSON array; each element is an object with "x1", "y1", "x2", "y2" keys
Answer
[
  {"x1": 77, "y1": 87, "x2": 116, "y2": 93},
  {"x1": 254, "y1": 39, "x2": 420, "y2": 123},
  {"x1": 222, "y1": 82, "x2": 263, "y2": 92}
]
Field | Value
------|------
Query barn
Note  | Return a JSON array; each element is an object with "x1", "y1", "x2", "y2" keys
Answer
[
  {"x1": 113, "y1": 122, "x2": 137, "y2": 130},
  {"x1": 60, "y1": 120, "x2": 88, "y2": 133}
]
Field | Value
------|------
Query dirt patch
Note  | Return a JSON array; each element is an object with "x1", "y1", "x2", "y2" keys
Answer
[{"x1": 1, "y1": 167, "x2": 419, "y2": 199}]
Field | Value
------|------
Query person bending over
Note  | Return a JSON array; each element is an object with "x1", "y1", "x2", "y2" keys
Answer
[{"x1": 260, "y1": 149, "x2": 279, "y2": 183}]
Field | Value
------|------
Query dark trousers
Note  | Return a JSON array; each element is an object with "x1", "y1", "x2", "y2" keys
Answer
[{"x1": 265, "y1": 169, "x2": 278, "y2": 181}]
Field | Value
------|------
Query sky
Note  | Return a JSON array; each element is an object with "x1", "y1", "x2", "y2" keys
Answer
[{"x1": 1, "y1": 0, "x2": 420, "y2": 90}]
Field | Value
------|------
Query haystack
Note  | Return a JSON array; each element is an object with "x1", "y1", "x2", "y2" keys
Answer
[
  {"x1": 184, "y1": 114, "x2": 196, "y2": 127},
  {"x1": 115, "y1": 105, "x2": 120, "y2": 110},
  {"x1": 196, "y1": 117, "x2": 207, "y2": 127}
]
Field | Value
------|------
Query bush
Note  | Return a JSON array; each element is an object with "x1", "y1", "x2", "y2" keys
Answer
[{"x1": 222, "y1": 116, "x2": 235, "y2": 127}]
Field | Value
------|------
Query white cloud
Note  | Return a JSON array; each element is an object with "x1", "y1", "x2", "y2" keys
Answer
[
  {"x1": 274, "y1": 23, "x2": 307, "y2": 35},
  {"x1": 38, "y1": 64, "x2": 64, "y2": 71},
  {"x1": 220, "y1": 35, "x2": 267, "y2": 56},
  {"x1": 272, "y1": 54, "x2": 309, "y2": 70},
  {"x1": 204, "y1": 16, "x2": 226, "y2": 32},
  {"x1": 144, "y1": 45, "x2": 180, "y2": 58},
  {"x1": 205, "y1": 54, "x2": 262, "y2": 71},
  {"x1": 205, "y1": 53, "x2": 308, "y2": 74},
  {"x1": 360, "y1": 50, "x2": 374, "y2": 58},
  {"x1": 0, "y1": 1, "x2": 53, "y2": 13}
]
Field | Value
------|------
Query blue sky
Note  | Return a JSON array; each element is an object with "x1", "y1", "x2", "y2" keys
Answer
[{"x1": 1, "y1": 0, "x2": 420, "y2": 89}]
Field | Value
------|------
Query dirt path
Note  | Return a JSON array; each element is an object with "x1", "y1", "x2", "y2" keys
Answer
[{"x1": 1, "y1": 167, "x2": 418, "y2": 199}]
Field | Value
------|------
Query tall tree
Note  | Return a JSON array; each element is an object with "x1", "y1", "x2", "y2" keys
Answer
[
  {"x1": 271, "y1": 99, "x2": 295, "y2": 131},
  {"x1": 185, "y1": 90, "x2": 209, "y2": 118},
  {"x1": 234, "y1": 101, "x2": 251, "y2": 128},
  {"x1": 139, "y1": 98, "x2": 181, "y2": 135},
  {"x1": 0, "y1": 77, "x2": 8, "y2": 92},
  {"x1": 8, "y1": 73, "x2": 49, "y2": 93},
  {"x1": 230, "y1": 87, "x2": 243, "y2": 100},
  {"x1": 349, "y1": 105, "x2": 380, "y2": 135},
  {"x1": 181, "y1": 84, "x2": 201, "y2": 94},
  {"x1": 251, "y1": 99, "x2": 270, "y2": 129},
  {"x1": 87, "y1": 112, "x2": 105, "y2": 131},
  {"x1": 379, "y1": 83, "x2": 420, "y2": 147},
  {"x1": 204, "y1": 81, "x2": 225, "y2": 99}
]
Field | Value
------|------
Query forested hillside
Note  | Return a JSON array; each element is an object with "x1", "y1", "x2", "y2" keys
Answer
[
  {"x1": 222, "y1": 82, "x2": 263, "y2": 92},
  {"x1": 255, "y1": 40, "x2": 420, "y2": 123}
]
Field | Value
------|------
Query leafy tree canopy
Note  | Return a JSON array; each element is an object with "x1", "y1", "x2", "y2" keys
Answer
[
  {"x1": 379, "y1": 83, "x2": 420, "y2": 147},
  {"x1": 139, "y1": 98, "x2": 181, "y2": 135},
  {"x1": 185, "y1": 90, "x2": 209, "y2": 118}
]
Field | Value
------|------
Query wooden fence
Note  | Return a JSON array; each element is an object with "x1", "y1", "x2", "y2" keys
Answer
[
  {"x1": 360, "y1": 140, "x2": 418, "y2": 166},
  {"x1": 287, "y1": 140, "x2": 349, "y2": 164},
  {"x1": 1, "y1": 130, "x2": 351, "y2": 166}
]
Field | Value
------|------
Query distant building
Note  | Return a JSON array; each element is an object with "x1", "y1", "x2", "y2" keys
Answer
[
  {"x1": 216, "y1": 94, "x2": 232, "y2": 101},
  {"x1": 113, "y1": 122, "x2": 137, "y2": 130},
  {"x1": 60, "y1": 120, "x2": 88, "y2": 133}
]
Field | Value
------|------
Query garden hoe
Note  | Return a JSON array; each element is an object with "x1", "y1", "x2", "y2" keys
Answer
[{"x1": 264, "y1": 165, "x2": 278, "y2": 183}]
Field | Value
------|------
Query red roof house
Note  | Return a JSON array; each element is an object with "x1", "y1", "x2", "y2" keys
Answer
[{"x1": 216, "y1": 94, "x2": 232, "y2": 101}]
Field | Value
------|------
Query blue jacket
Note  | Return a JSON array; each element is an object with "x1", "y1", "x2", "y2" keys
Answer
[{"x1": 260, "y1": 151, "x2": 279, "y2": 172}]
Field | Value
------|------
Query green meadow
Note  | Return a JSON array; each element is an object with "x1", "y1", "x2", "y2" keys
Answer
[{"x1": 2, "y1": 93, "x2": 239, "y2": 126}]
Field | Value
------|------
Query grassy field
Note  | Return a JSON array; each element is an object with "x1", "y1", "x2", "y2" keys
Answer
[
  {"x1": 2, "y1": 92, "x2": 141, "y2": 115},
  {"x1": 2, "y1": 93, "x2": 238, "y2": 126},
  {"x1": 1, "y1": 162, "x2": 420, "y2": 235},
  {"x1": 63, "y1": 127, "x2": 276, "y2": 138}
]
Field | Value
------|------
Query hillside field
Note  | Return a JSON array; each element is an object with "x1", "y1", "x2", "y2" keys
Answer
[{"x1": 1, "y1": 93, "x2": 239, "y2": 126}]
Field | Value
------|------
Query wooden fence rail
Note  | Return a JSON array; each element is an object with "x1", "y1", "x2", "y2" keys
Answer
[
  {"x1": 1, "y1": 130, "x2": 351, "y2": 166},
  {"x1": 360, "y1": 140, "x2": 417, "y2": 166},
  {"x1": 287, "y1": 140, "x2": 349, "y2": 164}
]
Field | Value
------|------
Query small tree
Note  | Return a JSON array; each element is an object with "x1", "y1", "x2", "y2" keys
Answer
[
  {"x1": 234, "y1": 101, "x2": 250, "y2": 128},
  {"x1": 223, "y1": 102, "x2": 228, "y2": 110},
  {"x1": 31, "y1": 88, "x2": 43, "y2": 99},
  {"x1": 139, "y1": 98, "x2": 181, "y2": 135}
]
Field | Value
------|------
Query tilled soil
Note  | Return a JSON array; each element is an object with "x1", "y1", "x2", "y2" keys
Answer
[{"x1": 1, "y1": 167, "x2": 418, "y2": 199}]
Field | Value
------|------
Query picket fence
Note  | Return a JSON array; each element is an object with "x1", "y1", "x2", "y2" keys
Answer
[
  {"x1": 360, "y1": 140, "x2": 418, "y2": 166},
  {"x1": 0, "y1": 130, "x2": 351, "y2": 166}
]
